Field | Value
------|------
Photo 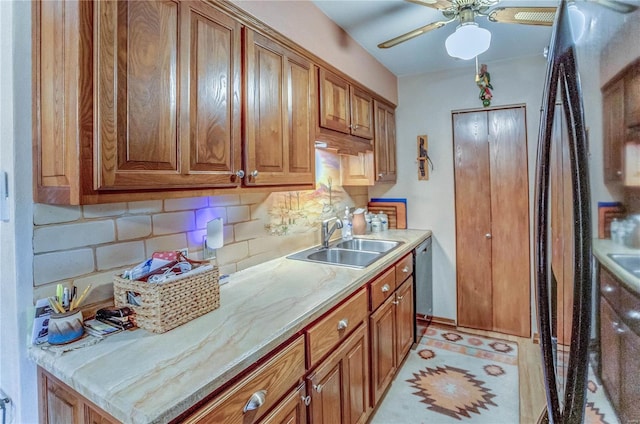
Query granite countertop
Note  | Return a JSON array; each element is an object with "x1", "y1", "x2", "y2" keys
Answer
[
  {"x1": 592, "y1": 238, "x2": 640, "y2": 295},
  {"x1": 29, "y1": 229, "x2": 431, "y2": 424}
]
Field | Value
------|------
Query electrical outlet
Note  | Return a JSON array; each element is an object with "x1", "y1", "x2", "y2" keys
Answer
[{"x1": 178, "y1": 247, "x2": 188, "y2": 257}]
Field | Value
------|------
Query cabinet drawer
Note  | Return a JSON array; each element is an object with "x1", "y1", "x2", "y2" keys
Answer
[
  {"x1": 307, "y1": 288, "x2": 368, "y2": 366},
  {"x1": 600, "y1": 267, "x2": 621, "y2": 309},
  {"x1": 395, "y1": 253, "x2": 413, "y2": 283},
  {"x1": 185, "y1": 335, "x2": 305, "y2": 424},
  {"x1": 370, "y1": 267, "x2": 396, "y2": 311}
]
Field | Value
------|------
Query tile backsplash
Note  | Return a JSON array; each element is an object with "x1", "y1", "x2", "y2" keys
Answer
[{"x1": 32, "y1": 150, "x2": 369, "y2": 304}]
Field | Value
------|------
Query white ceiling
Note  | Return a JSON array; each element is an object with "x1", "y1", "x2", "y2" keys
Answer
[{"x1": 311, "y1": 0, "x2": 559, "y2": 76}]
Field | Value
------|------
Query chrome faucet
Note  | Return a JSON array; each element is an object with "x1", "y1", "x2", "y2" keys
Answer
[{"x1": 321, "y1": 217, "x2": 343, "y2": 249}]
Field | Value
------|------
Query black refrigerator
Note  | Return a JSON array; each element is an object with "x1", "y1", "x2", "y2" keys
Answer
[
  {"x1": 535, "y1": 1, "x2": 592, "y2": 423},
  {"x1": 535, "y1": 1, "x2": 638, "y2": 422}
]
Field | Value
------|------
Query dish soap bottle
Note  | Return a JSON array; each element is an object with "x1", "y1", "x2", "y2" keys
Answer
[{"x1": 342, "y1": 206, "x2": 353, "y2": 241}]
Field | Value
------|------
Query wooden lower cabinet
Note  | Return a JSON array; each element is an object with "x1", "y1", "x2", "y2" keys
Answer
[
  {"x1": 307, "y1": 323, "x2": 370, "y2": 424},
  {"x1": 599, "y1": 264, "x2": 640, "y2": 423},
  {"x1": 38, "y1": 368, "x2": 118, "y2": 424},
  {"x1": 259, "y1": 383, "x2": 308, "y2": 424},
  {"x1": 370, "y1": 278, "x2": 414, "y2": 406}
]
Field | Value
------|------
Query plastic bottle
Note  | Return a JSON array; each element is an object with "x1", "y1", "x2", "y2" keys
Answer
[
  {"x1": 610, "y1": 218, "x2": 620, "y2": 243},
  {"x1": 378, "y1": 211, "x2": 388, "y2": 231},
  {"x1": 365, "y1": 212, "x2": 373, "y2": 233},
  {"x1": 371, "y1": 215, "x2": 382, "y2": 233},
  {"x1": 342, "y1": 206, "x2": 353, "y2": 241}
]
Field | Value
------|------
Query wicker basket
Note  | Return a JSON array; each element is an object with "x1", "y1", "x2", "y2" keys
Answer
[{"x1": 113, "y1": 264, "x2": 220, "y2": 334}]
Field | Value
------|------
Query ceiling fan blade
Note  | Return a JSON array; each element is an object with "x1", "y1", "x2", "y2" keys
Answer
[
  {"x1": 592, "y1": 0, "x2": 638, "y2": 14},
  {"x1": 377, "y1": 20, "x2": 451, "y2": 49},
  {"x1": 405, "y1": 0, "x2": 456, "y2": 11},
  {"x1": 488, "y1": 7, "x2": 556, "y2": 26}
]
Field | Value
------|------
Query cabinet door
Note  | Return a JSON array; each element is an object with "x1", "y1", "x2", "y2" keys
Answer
[
  {"x1": 370, "y1": 296, "x2": 397, "y2": 406},
  {"x1": 95, "y1": 0, "x2": 181, "y2": 190},
  {"x1": 308, "y1": 323, "x2": 369, "y2": 424},
  {"x1": 245, "y1": 30, "x2": 315, "y2": 187},
  {"x1": 319, "y1": 69, "x2": 350, "y2": 135},
  {"x1": 350, "y1": 87, "x2": 373, "y2": 139},
  {"x1": 373, "y1": 100, "x2": 397, "y2": 183},
  {"x1": 395, "y1": 278, "x2": 415, "y2": 363},
  {"x1": 603, "y1": 78, "x2": 625, "y2": 182},
  {"x1": 620, "y1": 324, "x2": 640, "y2": 424},
  {"x1": 181, "y1": 1, "x2": 242, "y2": 187},
  {"x1": 259, "y1": 383, "x2": 307, "y2": 424},
  {"x1": 339, "y1": 152, "x2": 374, "y2": 186},
  {"x1": 625, "y1": 61, "x2": 640, "y2": 129},
  {"x1": 600, "y1": 298, "x2": 621, "y2": 409},
  {"x1": 41, "y1": 374, "x2": 80, "y2": 424}
]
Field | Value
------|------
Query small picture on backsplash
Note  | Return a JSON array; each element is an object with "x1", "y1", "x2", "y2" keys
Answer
[{"x1": 264, "y1": 150, "x2": 354, "y2": 235}]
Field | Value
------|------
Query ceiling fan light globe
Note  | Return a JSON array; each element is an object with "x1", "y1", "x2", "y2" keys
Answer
[{"x1": 445, "y1": 23, "x2": 491, "y2": 60}]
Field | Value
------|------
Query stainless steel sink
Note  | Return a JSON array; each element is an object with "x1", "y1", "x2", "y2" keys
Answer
[
  {"x1": 334, "y1": 239, "x2": 400, "y2": 253},
  {"x1": 287, "y1": 238, "x2": 404, "y2": 269},
  {"x1": 608, "y1": 254, "x2": 640, "y2": 278}
]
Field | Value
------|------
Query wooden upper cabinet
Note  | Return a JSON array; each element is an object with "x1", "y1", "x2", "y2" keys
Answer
[
  {"x1": 350, "y1": 87, "x2": 374, "y2": 139},
  {"x1": 603, "y1": 78, "x2": 625, "y2": 183},
  {"x1": 244, "y1": 29, "x2": 315, "y2": 187},
  {"x1": 95, "y1": 0, "x2": 243, "y2": 190},
  {"x1": 373, "y1": 100, "x2": 397, "y2": 183},
  {"x1": 319, "y1": 69, "x2": 373, "y2": 141},
  {"x1": 625, "y1": 61, "x2": 640, "y2": 130},
  {"x1": 319, "y1": 69, "x2": 350, "y2": 134},
  {"x1": 182, "y1": 1, "x2": 242, "y2": 187},
  {"x1": 95, "y1": 0, "x2": 181, "y2": 190}
]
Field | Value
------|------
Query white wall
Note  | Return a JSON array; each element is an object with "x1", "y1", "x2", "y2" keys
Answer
[
  {"x1": 371, "y1": 55, "x2": 548, "y2": 324},
  {"x1": 0, "y1": 1, "x2": 37, "y2": 423}
]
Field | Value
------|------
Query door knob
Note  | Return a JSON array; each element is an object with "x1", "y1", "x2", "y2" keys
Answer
[
  {"x1": 485, "y1": 233, "x2": 492, "y2": 239},
  {"x1": 235, "y1": 170, "x2": 245, "y2": 178}
]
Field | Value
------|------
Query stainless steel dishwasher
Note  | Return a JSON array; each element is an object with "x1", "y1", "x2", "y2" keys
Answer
[{"x1": 414, "y1": 237, "x2": 432, "y2": 339}]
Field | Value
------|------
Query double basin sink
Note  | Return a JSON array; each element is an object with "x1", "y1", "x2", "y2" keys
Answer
[{"x1": 287, "y1": 238, "x2": 403, "y2": 269}]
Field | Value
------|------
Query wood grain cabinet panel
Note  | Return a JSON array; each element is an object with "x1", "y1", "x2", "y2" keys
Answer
[
  {"x1": 38, "y1": 368, "x2": 118, "y2": 424},
  {"x1": 95, "y1": 0, "x2": 180, "y2": 189},
  {"x1": 184, "y1": 335, "x2": 305, "y2": 424},
  {"x1": 245, "y1": 30, "x2": 315, "y2": 187},
  {"x1": 339, "y1": 152, "x2": 374, "y2": 186},
  {"x1": 625, "y1": 61, "x2": 640, "y2": 129},
  {"x1": 602, "y1": 78, "x2": 625, "y2": 183},
  {"x1": 350, "y1": 87, "x2": 374, "y2": 140},
  {"x1": 373, "y1": 100, "x2": 397, "y2": 183},
  {"x1": 395, "y1": 278, "x2": 415, "y2": 362},
  {"x1": 370, "y1": 294, "x2": 397, "y2": 405},
  {"x1": 319, "y1": 69, "x2": 351, "y2": 135},
  {"x1": 258, "y1": 383, "x2": 307, "y2": 424},
  {"x1": 307, "y1": 323, "x2": 370, "y2": 424}
]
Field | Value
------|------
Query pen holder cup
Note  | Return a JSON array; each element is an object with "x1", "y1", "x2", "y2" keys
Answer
[{"x1": 48, "y1": 310, "x2": 84, "y2": 345}]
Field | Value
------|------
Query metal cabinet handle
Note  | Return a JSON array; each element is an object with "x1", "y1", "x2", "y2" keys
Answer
[
  {"x1": 314, "y1": 384, "x2": 323, "y2": 393},
  {"x1": 337, "y1": 319, "x2": 349, "y2": 331},
  {"x1": 353, "y1": 124, "x2": 359, "y2": 130},
  {"x1": 402, "y1": 266, "x2": 409, "y2": 273},
  {"x1": 243, "y1": 390, "x2": 267, "y2": 413},
  {"x1": 378, "y1": 173, "x2": 384, "y2": 178},
  {"x1": 392, "y1": 300, "x2": 399, "y2": 305},
  {"x1": 612, "y1": 322, "x2": 627, "y2": 335},
  {"x1": 235, "y1": 170, "x2": 245, "y2": 178},
  {"x1": 397, "y1": 295, "x2": 404, "y2": 301},
  {"x1": 485, "y1": 233, "x2": 492, "y2": 239},
  {"x1": 302, "y1": 395, "x2": 311, "y2": 406},
  {"x1": 616, "y1": 170, "x2": 623, "y2": 176},
  {"x1": 381, "y1": 284, "x2": 390, "y2": 293},
  {"x1": 250, "y1": 170, "x2": 259, "y2": 178}
]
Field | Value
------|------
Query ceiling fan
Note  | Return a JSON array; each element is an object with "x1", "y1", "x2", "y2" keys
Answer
[{"x1": 378, "y1": 0, "x2": 638, "y2": 59}]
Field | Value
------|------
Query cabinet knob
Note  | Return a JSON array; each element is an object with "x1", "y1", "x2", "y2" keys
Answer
[
  {"x1": 353, "y1": 124, "x2": 359, "y2": 130},
  {"x1": 612, "y1": 321, "x2": 627, "y2": 334},
  {"x1": 250, "y1": 170, "x2": 259, "y2": 178},
  {"x1": 402, "y1": 266, "x2": 409, "y2": 273},
  {"x1": 397, "y1": 295, "x2": 404, "y2": 301},
  {"x1": 485, "y1": 233, "x2": 492, "y2": 239},
  {"x1": 337, "y1": 319, "x2": 349, "y2": 331},
  {"x1": 381, "y1": 284, "x2": 390, "y2": 293},
  {"x1": 314, "y1": 384, "x2": 323, "y2": 393},
  {"x1": 378, "y1": 173, "x2": 384, "y2": 178},
  {"x1": 235, "y1": 170, "x2": 245, "y2": 179},
  {"x1": 243, "y1": 390, "x2": 267, "y2": 413},
  {"x1": 392, "y1": 300, "x2": 399, "y2": 305},
  {"x1": 616, "y1": 170, "x2": 623, "y2": 176},
  {"x1": 302, "y1": 395, "x2": 311, "y2": 406}
]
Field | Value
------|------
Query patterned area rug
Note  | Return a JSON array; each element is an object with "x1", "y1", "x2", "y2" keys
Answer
[{"x1": 371, "y1": 326, "x2": 520, "y2": 424}]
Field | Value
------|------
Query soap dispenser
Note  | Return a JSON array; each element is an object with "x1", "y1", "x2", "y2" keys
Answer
[{"x1": 342, "y1": 206, "x2": 353, "y2": 241}]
